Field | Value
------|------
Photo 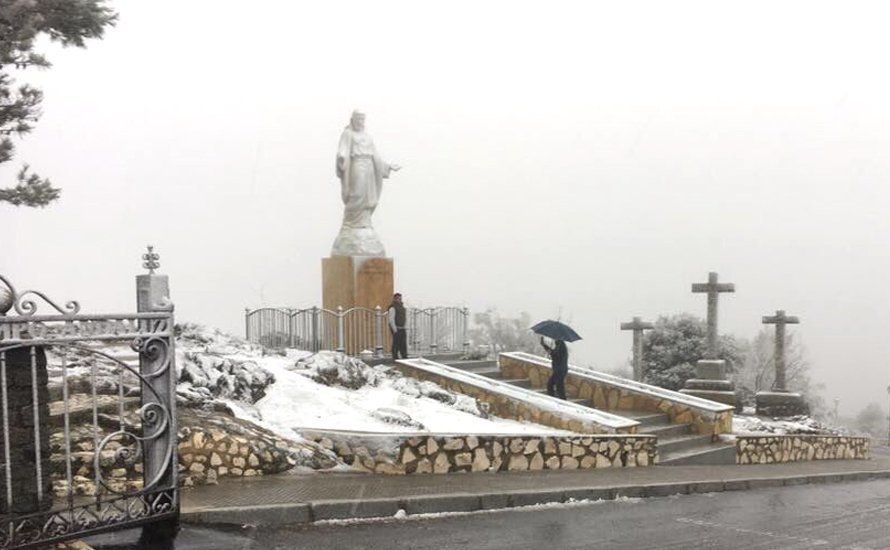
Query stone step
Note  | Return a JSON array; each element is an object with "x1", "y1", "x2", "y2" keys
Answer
[
  {"x1": 643, "y1": 423, "x2": 691, "y2": 438},
  {"x1": 658, "y1": 434, "x2": 715, "y2": 455},
  {"x1": 618, "y1": 411, "x2": 671, "y2": 427},
  {"x1": 443, "y1": 360, "x2": 498, "y2": 371},
  {"x1": 501, "y1": 378, "x2": 532, "y2": 389},
  {"x1": 659, "y1": 442, "x2": 736, "y2": 466},
  {"x1": 474, "y1": 368, "x2": 503, "y2": 379},
  {"x1": 679, "y1": 388, "x2": 737, "y2": 408},
  {"x1": 48, "y1": 394, "x2": 140, "y2": 429}
]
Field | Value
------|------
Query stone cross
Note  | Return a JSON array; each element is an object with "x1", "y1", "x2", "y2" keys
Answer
[
  {"x1": 691, "y1": 272, "x2": 735, "y2": 359},
  {"x1": 620, "y1": 316, "x2": 654, "y2": 381},
  {"x1": 762, "y1": 310, "x2": 799, "y2": 391}
]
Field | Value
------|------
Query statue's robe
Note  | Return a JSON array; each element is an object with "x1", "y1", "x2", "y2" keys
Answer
[{"x1": 336, "y1": 128, "x2": 392, "y2": 229}]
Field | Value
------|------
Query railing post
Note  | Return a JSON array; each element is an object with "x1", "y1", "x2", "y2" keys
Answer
[
  {"x1": 244, "y1": 308, "x2": 251, "y2": 342},
  {"x1": 135, "y1": 245, "x2": 178, "y2": 545},
  {"x1": 374, "y1": 306, "x2": 384, "y2": 358},
  {"x1": 462, "y1": 307, "x2": 470, "y2": 357},
  {"x1": 311, "y1": 307, "x2": 319, "y2": 352},
  {"x1": 429, "y1": 309, "x2": 438, "y2": 355},
  {"x1": 336, "y1": 306, "x2": 345, "y2": 353}
]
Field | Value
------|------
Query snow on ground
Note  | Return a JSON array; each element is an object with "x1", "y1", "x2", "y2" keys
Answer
[
  {"x1": 732, "y1": 414, "x2": 844, "y2": 436},
  {"x1": 174, "y1": 325, "x2": 565, "y2": 440},
  {"x1": 247, "y1": 351, "x2": 567, "y2": 439}
]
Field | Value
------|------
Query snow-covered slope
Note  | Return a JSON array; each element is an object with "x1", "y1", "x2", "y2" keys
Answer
[{"x1": 174, "y1": 325, "x2": 564, "y2": 440}]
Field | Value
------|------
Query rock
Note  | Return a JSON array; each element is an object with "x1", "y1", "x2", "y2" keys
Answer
[
  {"x1": 233, "y1": 456, "x2": 246, "y2": 468},
  {"x1": 523, "y1": 439, "x2": 541, "y2": 455},
  {"x1": 508, "y1": 454, "x2": 529, "y2": 471},
  {"x1": 443, "y1": 438, "x2": 464, "y2": 451},
  {"x1": 472, "y1": 449, "x2": 491, "y2": 472},
  {"x1": 529, "y1": 453, "x2": 544, "y2": 470},
  {"x1": 595, "y1": 454, "x2": 611, "y2": 468},
  {"x1": 189, "y1": 462, "x2": 205, "y2": 473},
  {"x1": 415, "y1": 458, "x2": 433, "y2": 474},
  {"x1": 545, "y1": 456, "x2": 561, "y2": 469},
  {"x1": 580, "y1": 456, "x2": 596, "y2": 469},
  {"x1": 427, "y1": 439, "x2": 439, "y2": 455},
  {"x1": 375, "y1": 462, "x2": 405, "y2": 475},
  {"x1": 561, "y1": 456, "x2": 579, "y2": 469},
  {"x1": 210, "y1": 453, "x2": 222, "y2": 467},
  {"x1": 400, "y1": 447, "x2": 417, "y2": 464},
  {"x1": 433, "y1": 452, "x2": 451, "y2": 474},
  {"x1": 248, "y1": 454, "x2": 260, "y2": 467},
  {"x1": 466, "y1": 436, "x2": 479, "y2": 450},
  {"x1": 454, "y1": 452, "x2": 473, "y2": 467}
]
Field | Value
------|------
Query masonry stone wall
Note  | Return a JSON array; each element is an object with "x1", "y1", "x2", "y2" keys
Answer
[
  {"x1": 393, "y1": 361, "x2": 635, "y2": 434},
  {"x1": 307, "y1": 432, "x2": 658, "y2": 474},
  {"x1": 500, "y1": 354, "x2": 733, "y2": 436},
  {"x1": 736, "y1": 435, "x2": 869, "y2": 464}
]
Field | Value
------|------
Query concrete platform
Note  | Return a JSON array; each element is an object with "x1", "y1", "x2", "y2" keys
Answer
[{"x1": 181, "y1": 455, "x2": 890, "y2": 526}]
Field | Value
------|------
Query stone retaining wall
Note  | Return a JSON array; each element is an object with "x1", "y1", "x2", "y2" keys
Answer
[
  {"x1": 500, "y1": 353, "x2": 733, "y2": 436},
  {"x1": 306, "y1": 432, "x2": 658, "y2": 474},
  {"x1": 736, "y1": 435, "x2": 869, "y2": 464},
  {"x1": 394, "y1": 359, "x2": 637, "y2": 434}
]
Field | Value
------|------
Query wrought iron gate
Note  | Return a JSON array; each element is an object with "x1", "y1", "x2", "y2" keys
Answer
[{"x1": 0, "y1": 264, "x2": 178, "y2": 547}]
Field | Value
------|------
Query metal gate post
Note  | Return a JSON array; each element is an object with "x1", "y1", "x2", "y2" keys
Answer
[
  {"x1": 136, "y1": 246, "x2": 178, "y2": 546},
  {"x1": 461, "y1": 307, "x2": 470, "y2": 357},
  {"x1": 244, "y1": 308, "x2": 251, "y2": 341},
  {"x1": 374, "y1": 306, "x2": 384, "y2": 358},
  {"x1": 429, "y1": 310, "x2": 438, "y2": 355},
  {"x1": 311, "y1": 307, "x2": 319, "y2": 352},
  {"x1": 336, "y1": 306, "x2": 345, "y2": 353}
]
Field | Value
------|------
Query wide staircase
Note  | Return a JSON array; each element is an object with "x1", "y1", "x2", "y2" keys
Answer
[{"x1": 440, "y1": 357, "x2": 735, "y2": 465}]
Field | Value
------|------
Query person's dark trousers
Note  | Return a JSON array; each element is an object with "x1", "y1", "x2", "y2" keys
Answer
[
  {"x1": 547, "y1": 368, "x2": 567, "y2": 400},
  {"x1": 391, "y1": 328, "x2": 408, "y2": 361}
]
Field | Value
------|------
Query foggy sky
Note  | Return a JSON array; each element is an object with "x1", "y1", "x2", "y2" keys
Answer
[{"x1": 5, "y1": 1, "x2": 890, "y2": 416}]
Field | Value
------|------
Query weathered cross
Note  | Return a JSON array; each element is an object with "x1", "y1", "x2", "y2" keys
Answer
[
  {"x1": 620, "y1": 316, "x2": 654, "y2": 381},
  {"x1": 691, "y1": 272, "x2": 735, "y2": 359},
  {"x1": 762, "y1": 309, "x2": 800, "y2": 391}
]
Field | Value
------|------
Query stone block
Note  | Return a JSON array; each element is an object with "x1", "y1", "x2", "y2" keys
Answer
[
  {"x1": 755, "y1": 391, "x2": 809, "y2": 417},
  {"x1": 694, "y1": 359, "x2": 728, "y2": 380},
  {"x1": 683, "y1": 379, "x2": 735, "y2": 392}
]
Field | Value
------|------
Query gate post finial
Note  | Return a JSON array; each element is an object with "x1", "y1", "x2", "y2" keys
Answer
[{"x1": 142, "y1": 245, "x2": 161, "y2": 275}]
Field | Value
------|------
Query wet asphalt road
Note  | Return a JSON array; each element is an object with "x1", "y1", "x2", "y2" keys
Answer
[{"x1": 89, "y1": 478, "x2": 890, "y2": 549}]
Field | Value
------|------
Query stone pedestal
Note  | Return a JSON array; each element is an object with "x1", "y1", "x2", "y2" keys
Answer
[
  {"x1": 755, "y1": 391, "x2": 809, "y2": 417},
  {"x1": 322, "y1": 256, "x2": 394, "y2": 311},
  {"x1": 322, "y1": 256, "x2": 394, "y2": 354},
  {"x1": 680, "y1": 359, "x2": 738, "y2": 408}
]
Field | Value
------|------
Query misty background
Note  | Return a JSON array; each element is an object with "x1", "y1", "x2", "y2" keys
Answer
[{"x1": 4, "y1": 1, "x2": 890, "y2": 416}]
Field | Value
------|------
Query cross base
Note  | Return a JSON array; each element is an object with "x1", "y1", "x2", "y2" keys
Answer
[
  {"x1": 755, "y1": 391, "x2": 809, "y2": 417},
  {"x1": 680, "y1": 359, "x2": 738, "y2": 409}
]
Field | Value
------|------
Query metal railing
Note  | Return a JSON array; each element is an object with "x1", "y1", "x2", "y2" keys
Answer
[
  {"x1": 0, "y1": 267, "x2": 178, "y2": 548},
  {"x1": 245, "y1": 306, "x2": 470, "y2": 357}
]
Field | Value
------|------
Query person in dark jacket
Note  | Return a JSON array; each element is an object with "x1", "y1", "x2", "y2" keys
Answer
[
  {"x1": 387, "y1": 293, "x2": 408, "y2": 361},
  {"x1": 540, "y1": 337, "x2": 568, "y2": 399}
]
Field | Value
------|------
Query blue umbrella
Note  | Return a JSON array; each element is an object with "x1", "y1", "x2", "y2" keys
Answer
[{"x1": 530, "y1": 320, "x2": 582, "y2": 342}]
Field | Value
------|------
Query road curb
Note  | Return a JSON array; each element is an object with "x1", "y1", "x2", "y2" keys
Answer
[{"x1": 180, "y1": 469, "x2": 890, "y2": 526}]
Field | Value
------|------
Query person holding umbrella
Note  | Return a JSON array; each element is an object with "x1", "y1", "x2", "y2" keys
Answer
[{"x1": 530, "y1": 320, "x2": 582, "y2": 401}]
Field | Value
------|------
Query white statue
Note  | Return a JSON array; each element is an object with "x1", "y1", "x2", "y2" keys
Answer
[{"x1": 332, "y1": 110, "x2": 401, "y2": 256}]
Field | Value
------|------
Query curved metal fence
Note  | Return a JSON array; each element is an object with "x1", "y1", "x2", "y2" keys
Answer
[{"x1": 245, "y1": 306, "x2": 469, "y2": 357}]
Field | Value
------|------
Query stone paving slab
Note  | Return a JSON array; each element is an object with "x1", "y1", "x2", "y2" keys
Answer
[{"x1": 181, "y1": 455, "x2": 890, "y2": 525}]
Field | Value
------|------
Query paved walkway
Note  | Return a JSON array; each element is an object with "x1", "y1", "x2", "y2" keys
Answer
[{"x1": 182, "y1": 455, "x2": 890, "y2": 524}]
